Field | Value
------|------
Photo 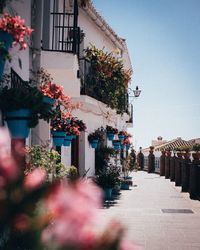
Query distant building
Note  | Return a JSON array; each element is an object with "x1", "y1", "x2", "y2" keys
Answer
[{"x1": 152, "y1": 136, "x2": 167, "y2": 147}]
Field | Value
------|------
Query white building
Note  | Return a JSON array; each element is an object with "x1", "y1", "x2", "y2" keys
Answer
[{"x1": 1, "y1": 0, "x2": 133, "y2": 176}]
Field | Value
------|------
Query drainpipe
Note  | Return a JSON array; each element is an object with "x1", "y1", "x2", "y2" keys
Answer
[{"x1": 31, "y1": 0, "x2": 43, "y2": 145}]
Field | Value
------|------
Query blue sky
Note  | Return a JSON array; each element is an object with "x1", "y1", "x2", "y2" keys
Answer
[{"x1": 93, "y1": 0, "x2": 200, "y2": 149}]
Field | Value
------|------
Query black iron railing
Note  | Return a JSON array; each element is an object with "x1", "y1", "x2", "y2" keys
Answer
[
  {"x1": 42, "y1": 0, "x2": 80, "y2": 55},
  {"x1": 79, "y1": 58, "x2": 129, "y2": 114},
  {"x1": 11, "y1": 68, "x2": 28, "y2": 88}
]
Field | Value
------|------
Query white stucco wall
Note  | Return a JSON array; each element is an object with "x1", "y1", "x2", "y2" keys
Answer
[
  {"x1": 41, "y1": 51, "x2": 81, "y2": 97},
  {"x1": 71, "y1": 95, "x2": 130, "y2": 176}
]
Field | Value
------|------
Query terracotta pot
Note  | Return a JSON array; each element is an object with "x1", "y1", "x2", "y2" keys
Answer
[
  {"x1": 177, "y1": 152, "x2": 183, "y2": 158},
  {"x1": 192, "y1": 153, "x2": 200, "y2": 161},
  {"x1": 183, "y1": 153, "x2": 191, "y2": 159},
  {"x1": 166, "y1": 151, "x2": 171, "y2": 157}
]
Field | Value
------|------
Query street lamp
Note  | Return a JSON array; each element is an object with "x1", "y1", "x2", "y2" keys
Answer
[{"x1": 129, "y1": 86, "x2": 142, "y2": 99}]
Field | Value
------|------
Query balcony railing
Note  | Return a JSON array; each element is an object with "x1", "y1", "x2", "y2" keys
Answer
[
  {"x1": 79, "y1": 58, "x2": 129, "y2": 114},
  {"x1": 11, "y1": 68, "x2": 28, "y2": 88},
  {"x1": 42, "y1": 0, "x2": 80, "y2": 55}
]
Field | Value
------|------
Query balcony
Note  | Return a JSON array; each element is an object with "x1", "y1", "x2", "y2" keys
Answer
[
  {"x1": 79, "y1": 58, "x2": 129, "y2": 115},
  {"x1": 42, "y1": 0, "x2": 80, "y2": 55}
]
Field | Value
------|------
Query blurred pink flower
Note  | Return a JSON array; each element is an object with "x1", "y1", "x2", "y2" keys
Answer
[
  {"x1": 24, "y1": 168, "x2": 46, "y2": 191},
  {"x1": 120, "y1": 241, "x2": 137, "y2": 250},
  {"x1": 13, "y1": 213, "x2": 30, "y2": 232},
  {"x1": 41, "y1": 180, "x2": 102, "y2": 248},
  {"x1": 0, "y1": 128, "x2": 19, "y2": 183}
]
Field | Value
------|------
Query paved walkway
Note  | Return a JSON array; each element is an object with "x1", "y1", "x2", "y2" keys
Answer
[{"x1": 100, "y1": 171, "x2": 200, "y2": 250}]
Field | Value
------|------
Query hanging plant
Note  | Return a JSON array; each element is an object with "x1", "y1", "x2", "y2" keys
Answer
[{"x1": 84, "y1": 45, "x2": 132, "y2": 114}]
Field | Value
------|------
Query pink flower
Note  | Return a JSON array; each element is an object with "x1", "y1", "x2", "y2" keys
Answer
[
  {"x1": 120, "y1": 241, "x2": 137, "y2": 250},
  {"x1": 0, "y1": 128, "x2": 19, "y2": 183},
  {"x1": 13, "y1": 214, "x2": 30, "y2": 232},
  {"x1": 0, "y1": 13, "x2": 33, "y2": 50},
  {"x1": 41, "y1": 180, "x2": 103, "y2": 248},
  {"x1": 24, "y1": 168, "x2": 46, "y2": 191}
]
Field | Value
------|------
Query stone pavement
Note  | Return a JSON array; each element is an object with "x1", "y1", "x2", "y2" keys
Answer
[{"x1": 100, "y1": 171, "x2": 200, "y2": 250}]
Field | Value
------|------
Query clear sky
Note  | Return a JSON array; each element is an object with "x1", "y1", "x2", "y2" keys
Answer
[{"x1": 92, "y1": 0, "x2": 200, "y2": 149}]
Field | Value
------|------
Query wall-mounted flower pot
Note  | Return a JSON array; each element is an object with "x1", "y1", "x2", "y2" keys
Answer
[
  {"x1": 121, "y1": 182, "x2": 129, "y2": 190},
  {"x1": 90, "y1": 139, "x2": 98, "y2": 149},
  {"x1": 107, "y1": 132, "x2": 114, "y2": 141},
  {"x1": 72, "y1": 135, "x2": 76, "y2": 140},
  {"x1": 63, "y1": 134, "x2": 73, "y2": 147},
  {"x1": 42, "y1": 96, "x2": 56, "y2": 105},
  {"x1": 104, "y1": 188, "x2": 113, "y2": 200},
  {"x1": 0, "y1": 30, "x2": 13, "y2": 79},
  {"x1": 118, "y1": 134, "x2": 125, "y2": 141},
  {"x1": 63, "y1": 139, "x2": 71, "y2": 147},
  {"x1": 51, "y1": 131, "x2": 65, "y2": 146},
  {"x1": 112, "y1": 140, "x2": 120, "y2": 150},
  {"x1": 5, "y1": 109, "x2": 31, "y2": 139}
]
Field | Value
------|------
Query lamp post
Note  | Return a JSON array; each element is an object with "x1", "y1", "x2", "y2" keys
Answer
[
  {"x1": 129, "y1": 85, "x2": 142, "y2": 99},
  {"x1": 127, "y1": 86, "x2": 141, "y2": 154}
]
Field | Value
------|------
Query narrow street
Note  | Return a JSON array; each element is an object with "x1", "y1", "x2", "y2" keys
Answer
[{"x1": 100, "y1": 171, "x2": 200, "y2": 250}]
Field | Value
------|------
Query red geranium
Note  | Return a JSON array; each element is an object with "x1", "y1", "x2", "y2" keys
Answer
[{"x1": 0, "y1": 13, "x2": 33, "y2": 50}]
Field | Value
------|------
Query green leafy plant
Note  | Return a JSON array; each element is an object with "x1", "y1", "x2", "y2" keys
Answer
[
  {"x1": 96, "y1": 164, "x2": 120, "y2": 189},
  {"x1": 95, "y1": 146, "x2": 116, "y2": 174},
  {"x1": 26, "y1": 145, "x2": 62, "y2": 181},
  {"x1": 106, "y1": 125, "x2": 118, "y2": 134},
  {"x1": 192, "y1": 143, "x2": 200, "y2": 152},
  {"x1": 84, "y1": 45, "x2": 132, "y2": 114},
  {"x1": 88, "y1": 128, "x2": 104, "y2": 142},
  {"x1": 0, "y1": 82, "x2": 56, "y2": 127}
]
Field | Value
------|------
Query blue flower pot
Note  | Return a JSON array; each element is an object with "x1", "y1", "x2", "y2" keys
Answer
[
  {"x1": 65, "y1": 134, "x2": 73, "y2": 140},
  {"x1": 104, "y1": 188, "x2": 113, "y2": 200},
  {"x1": 51, "y1": 131, "x2": 65, "y2": 146},
  {"x1": 0, "y1": 59, "x2": 5, "y2": 80},
  {"x1": 107, "y1": 133, "x2": 115, "y2": 141},
  {"x1": 0, "y1": 30, "x2": 13, "y2": 79},
  {"x1": 121, "y1": 144, "x2": 125, "y2": 150},
  {"x1": 63, "y1": 134, "x2": 73, "y2": 147},
  {"x1": 5, "y1": 109, "x2": 31, "y2": 139},
  {"x1": 72, "y1": 135, "x2": 76, "y2": 140},
  {"x1": 126, "y1": 144, "x2": 130, "y2": 150},
  {"x1": 42, "y1": 96, "x2": 56, "y2": 105},
  {"x1": 63, "y1": 139, "x2": 71, "y2": 147},
  {"x1": 112, "y1": 140, "x2": 121, "y2": 150},
  {"x1": 90, "y1": 139, "x2": 98, "y2": 149},
  {"x1": 113, "y1": 145, "x2": 120, "y2": 150},
  {"x1": 118, "y1": 134, "x2": 125, "y2": 141},
  {"x1": 121, "y1": 183, "x2": 130, "y2": 190},
  {"x1": 0, "y1": 30, "x2": 13, "y2": 50}
]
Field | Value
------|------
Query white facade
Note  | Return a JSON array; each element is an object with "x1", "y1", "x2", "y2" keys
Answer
[{"x1": 1, "y1": 0, "x2": 133, "y2": 176}]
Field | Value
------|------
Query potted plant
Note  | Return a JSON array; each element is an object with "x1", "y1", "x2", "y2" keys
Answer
[
  {"x1": 118, "y1": 130, "x2": 127, "y2": 141},
  {"x1": 112, "y1": 139, "x2": 121, "y2": 150},
  {"x1": 0, "y1": 83, "x2": 55, "y2": 138},
  {"x1": 50, "y1": 115, "x2": 69, "y2": 147},
  {"x1": 192, "y1": 144, "x2": 200, "y2": 161},
  {"x1": 88, "y1": 128, "x2": 104, "y2": 149},
  {"x1": 70, "y1": 117, "x2": 87, "y2": 139},
  {"x1": 175, "y1": 147, "x2": 183, "y2": 158},
  {"x1": 106, "y1": 125, "x2": 118, "y2": 141},
  {"x1": 0, "y1": 13, "x2": 33, "y2": 78},
  {"x1": 25, "y1": 145, "x2": 62, "y2": 181},
  {"x1": 84, "y1": 45, "x2": 132, "y2": 115},
  {"x1": 96, "y1": 164, "x2": 120, "y2": 200},
  {"x1": 181, "y1": 146, "x2": 191, "y2": 159}
]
